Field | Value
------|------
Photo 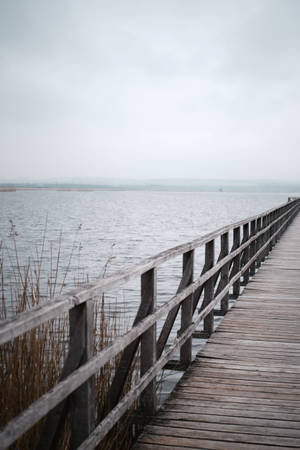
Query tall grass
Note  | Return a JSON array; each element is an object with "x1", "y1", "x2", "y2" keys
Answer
[{"x1": 0, "y1": 221, "x2": 138, "y2": 449}]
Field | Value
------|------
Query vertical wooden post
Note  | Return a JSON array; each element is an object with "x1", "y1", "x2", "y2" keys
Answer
[
  {"x1": 242, "y1": 223, "x2": 250, "y2": 285},
  {"x1": 249, "y1": 219, "x2": 256, "y2": 277},
  {"x1": 256, "y1": 218, "x2": 262, "y2": 269},
  {"x1": 70, "y1": 301, "x2": 95, "y2": 450},
  {"x1": 220, "y1": 232, "x2": 229, "y2": 314},
  {"x1": 270, "y1": 212, "x2": 275, "y2": 249},
  {"x1": 267, "y1": 213, "x2": 272, "y2": 253},
  {"x1": 277, "y1": 208, "x2": 283, "y2": 240},
  {"x1": 261, "y1": 215, "x2": 268, "y2": 261},
  {"x1": 180, "y1": 250, "x2": 194, "y2": 366},
  {"x1": 274, "y1": 210, "x2": 280, "y2": 244},
  {"x1": 203, "y1": 240, "x2": 215, "y2": 336},
  {"x1": 140, "y1": 268, "x2": 157, "y2": 416},
  {"x1": 232, "y1": 227, "x2": 241, "y2": 298}
]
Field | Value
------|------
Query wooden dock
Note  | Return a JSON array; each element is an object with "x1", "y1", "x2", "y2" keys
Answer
[
  {"x1": 133, "y1": 215, "x2": 300, "y2": 448},
  {"x1": 1, "y1": 199, "x2": 300, "y2": 449}
]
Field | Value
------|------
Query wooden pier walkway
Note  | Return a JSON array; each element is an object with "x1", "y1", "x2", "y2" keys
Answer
[
  {"x1": 2, "y1": 199, "x2": 300, "y2": 449},
  {"x1": 133, "y1": 216, "x2": 300, "y2": 448}
]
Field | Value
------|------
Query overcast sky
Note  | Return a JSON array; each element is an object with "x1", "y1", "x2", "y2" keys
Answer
[{"x1": 1, "y1": 0, "x2": 300, "y2": 181}]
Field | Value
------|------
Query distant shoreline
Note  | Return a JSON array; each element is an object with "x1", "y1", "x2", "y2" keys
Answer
[
  {"x1": 1, "y1": 179, "x2": 300, "y2": 194},
  {"x1": 0, "y1": 186, "x2": 114, "y2": 192},
  {"x1": 0, "y1": 185, "x2": 299, "y2": 194}
]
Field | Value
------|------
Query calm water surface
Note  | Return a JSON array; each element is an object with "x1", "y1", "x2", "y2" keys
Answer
[
  {"x1": 0, "y1": 190, "x2": 290, "y2": 274},
  {"x1": 0, "y1": 190, "x2": 292, "y2": 399},
  {"x1": 0, "y1": 190, "x2": 291, "y2": 317}
]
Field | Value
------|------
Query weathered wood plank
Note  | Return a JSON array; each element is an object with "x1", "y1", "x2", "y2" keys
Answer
[
  {"x1": 166, "y1": 393, "x2": 300, "y2": 409},
  {"x1": 143, "y1": 424, "x2": 300, "y2": 447},
  {"x1": 136, "y1": 433, "x2": 294, "y2": 450},
  {"x1": 150, "y1": 409, "x2": 300, "y2": 428},
  {"x1": 153, "y1": 418, "x2": 300, "y2": 438}
]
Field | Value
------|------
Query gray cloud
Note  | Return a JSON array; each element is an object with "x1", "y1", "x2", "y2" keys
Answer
[{"x1": 1, "y1": 0, "x2": 300, "y2": 180}]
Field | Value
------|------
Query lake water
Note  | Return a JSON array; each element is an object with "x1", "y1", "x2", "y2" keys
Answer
[
  {"x1": 0, "y1": 189, "x2": 291, "y2": 321},
  {"x1": 0, "y1": 189, "x2": 292, "y2": 401},
  {"x1": 0, "y1": 190, "x2": 291, "y2": 307}
]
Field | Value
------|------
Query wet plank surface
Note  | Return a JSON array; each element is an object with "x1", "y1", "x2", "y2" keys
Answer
[{"x1": 133, "y1": 215, "x2": 300, "y2": 449}]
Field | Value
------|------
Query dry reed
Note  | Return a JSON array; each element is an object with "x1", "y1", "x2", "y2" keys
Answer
[{"x1": 0, "y1": 221, "x2": 139, "y2": 449}]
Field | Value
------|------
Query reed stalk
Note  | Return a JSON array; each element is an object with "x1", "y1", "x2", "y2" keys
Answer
[{"x1": 0, "y1": 221, "x2": 138, "y2": 449}]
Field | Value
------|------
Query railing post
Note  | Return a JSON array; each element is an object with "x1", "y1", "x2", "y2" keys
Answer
[
  {"x1": 270, "y1": 211, "x2": 276, "y2": 249},
  {"x1": 256, "y1": 217, "x2": 262, "y2": 268},
  {"x1": 69, "y1": 301, "x2": 95, "y2": 449},
  {"x1": 203, "y1": 240, "x2": 215, "y2": 336},
  {"x1": 140, "y1": 268, "x2": 157, "y2": 416},
  {"x1": 249, "y1": 219, "x2": 256, "y2": 277},
  {"x1": 180, "y1": 250, "x2": 194, "y2": 366},
  {"x1": 275, "y1": 208, "x2": 282, "y2": 243},
  {"x1": 261, "y1": 215, "x2": 268, "y2": 261},
  {"x1": 232, "y1": 227, "x2": 241, "y2": 298},
  {"x1": 220, "y1": 232, "x2": 229, "y2": 314},
  {"x1": 267, "y1": 213, "x2": 273, "y2": 253},
  {"x1": 241, "y1": 223, "x2": 250, "y2": 285}
]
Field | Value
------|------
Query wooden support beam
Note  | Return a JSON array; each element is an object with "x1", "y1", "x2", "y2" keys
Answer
[
  {"x1": 202, "y1": 240, "x2": 215, "y2": 336},
  {"x1": 156, "y1": 255, "x2": 194, "y2": 359},
  {"x1": 241, "y1": 223, "x2": 250, "y2": 285},
  {"x1": 261, "y1": 215, "x2": 268, "y2": 262},
  {"x1": 232, "y1": 227, "x2": 241, "y2": 299},
  {"x1": 219, "y1": 232, "x2": 229, "y2": 314},
  {"x1": 192, "y1": 330, "x2": 210, "y2": 339},
  {"x1": 69, "y1": 301, "x2": 95, "y2": 449},
  {"x1": 140, "y1": 268, "x2": 157, "y2": 416},
  {"x1": 109, "y1": 286, "x2": 152, "y2": 410},
  {"x1": 164, "y1": 360, "x2": 189, "y2": 371},
  {"x1": 249, "y1": 219, "x2": 256, "y2": 276},
  {"x1": 256, "y1": 217, "x2": 262, "y2": 269},
  {"x1": 180, "y1": 250, "x2": 194, "y2": 366}
]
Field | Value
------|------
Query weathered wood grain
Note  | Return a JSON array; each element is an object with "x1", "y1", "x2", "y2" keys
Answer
[
  {"x1": 134, "y1": 212, "x2": 300, "y2": 449},
  {"x1": 140, "y1": 268, "x2": 157, "y2": 416},
  {"x1": 1, "y1": 199, "x2": 300, "y2": 448}
]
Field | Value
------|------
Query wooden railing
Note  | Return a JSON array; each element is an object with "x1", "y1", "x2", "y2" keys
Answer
[{"x1": 1, "y1": 198, "x2": 300, "y2": 449}]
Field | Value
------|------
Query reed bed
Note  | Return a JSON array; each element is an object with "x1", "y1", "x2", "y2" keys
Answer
[{"x1": 0, "y1": 221, "x2": 139, "y2": 449}]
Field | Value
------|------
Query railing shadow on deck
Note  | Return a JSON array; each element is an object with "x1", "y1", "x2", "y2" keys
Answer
[{"x1": 1, "y1": 198, "x2": 300, "y2": 449}]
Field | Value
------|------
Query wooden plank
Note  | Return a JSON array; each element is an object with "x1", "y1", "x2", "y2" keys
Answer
[
  {"x1": 151, "y1": 409, "x2": 300, "y2": 429},
  {"x1": 153, "y1": 418, "x2": 300, "y2": 438},
  {"x1": 166, "y1": 393, "x2": 300, "y2": 410},
  {"x1": 143, "y1": 424, "x2": 300, "y2": 447},
  {"x1": 136, "y1": 433, "x2": 294, "y2": 449}
]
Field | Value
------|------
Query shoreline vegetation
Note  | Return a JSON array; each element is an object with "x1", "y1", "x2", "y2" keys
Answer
[
  {"x1": 1, "y1": 178, "x2": 300, "y2": 192},
  {"x1": 0, "y1": 223, "x2": 139, "y2": 449}
]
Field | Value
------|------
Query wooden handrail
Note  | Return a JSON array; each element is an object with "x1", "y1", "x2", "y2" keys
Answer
[{"x1": 1, "y1": 198, "x2": 300, "y2": 449}]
